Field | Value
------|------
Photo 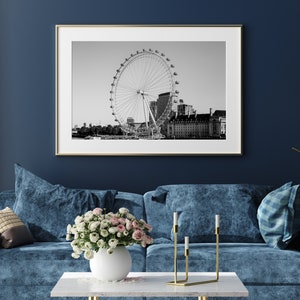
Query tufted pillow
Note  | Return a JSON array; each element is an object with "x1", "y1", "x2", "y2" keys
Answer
[
  {"x1": 13, "y1": 164, "x2": 117, "y2": 242},
  {"x1": 257, "y1": 182, "x2": 300, "y2": 249},
  {"x1": 0, "y1": 207, "x2": 34, "y2": 248}
]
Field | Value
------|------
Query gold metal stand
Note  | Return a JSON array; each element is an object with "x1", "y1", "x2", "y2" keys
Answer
[
  {"x1": 167, "y1": 223, "x2": 219, "y2": 286},
  {"x1": 88, "y1": 297, "x2": 99, "y2": 300}
]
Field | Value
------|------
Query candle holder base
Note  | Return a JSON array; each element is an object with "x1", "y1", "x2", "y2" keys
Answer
[
  {"x1": 167, "y1": 277, "x2": 219, "y2": 286},
  {"x1": 167, "y1": 226, "x2": 220, "y2": 286}
]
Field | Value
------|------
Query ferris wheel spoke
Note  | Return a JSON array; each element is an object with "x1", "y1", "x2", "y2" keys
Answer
[
  {"x1": 115, "y1": 95, "x2": 146, "y2": 124},
  {"x1": 143, "y1": 63, "x2": 167, "y2": 91},
  {"x1": 115, "y1": 86, "x2": 136, "y2": 94},
  {"x1": 146, "y1": 69, "x2": 172, "y2": 90},
  {"x1": 146, "y1": 81, "x2": 171, "y2": 96},
  {"x1": 145, "y1": 69, "x2": 172, "y2": 91},
  {"x1": 141, "y1": 55, "x2": 160, "y2": 87}
]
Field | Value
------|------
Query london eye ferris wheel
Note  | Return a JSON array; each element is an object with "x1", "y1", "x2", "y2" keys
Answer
[{"x1": 109, "y1": 49, "x2": 179, "y2": 138}]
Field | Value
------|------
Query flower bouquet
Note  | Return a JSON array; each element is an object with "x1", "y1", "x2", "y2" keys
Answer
[{"x1": 66, "y1": 207, "x2": 153, "y2": 260}]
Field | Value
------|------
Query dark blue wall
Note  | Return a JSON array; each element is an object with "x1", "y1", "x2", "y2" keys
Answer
[{"x1": 1, "y1": 0, "x2": 300, "y2": 194}]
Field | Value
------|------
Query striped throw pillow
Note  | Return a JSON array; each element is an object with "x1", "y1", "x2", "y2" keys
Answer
[
  {"x1": 0, "y1": 207, "x2": 34, "y2": 248},
  {"x1": 257, "y1": 182, "x2": 300, "y2": 249}
]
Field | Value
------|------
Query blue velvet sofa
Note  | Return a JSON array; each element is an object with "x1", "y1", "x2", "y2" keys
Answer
[{"x1": 1, "y1": 164, "x2": 300, "y2": 300}]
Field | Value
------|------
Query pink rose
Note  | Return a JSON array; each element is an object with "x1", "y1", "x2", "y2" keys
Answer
[
  {"x1": 132, "y1": 229, "x2": 143, "y2": 241},
  {"x1": 141, "y1": 235, "x2": 153, "y2": 247},
  {"x1": 117, "y1": 224, "x2": 126, "y2": 232},
  {"x1": 118, "y1": 217, "x2": 126, "y2": 225},
  {"x1": 144, "y1": 223, "x2": 152, "y2": 232},
  {"x1": 92, "y1": 208, "x2": 102, "y2": 215},
  {"x1": 110, "y1": 217, "x2": 119, "y2": 225},
  {"x1": 145, "y1": 235, "x2": 153, "y2": 245},
  {"x1": 132, "y1": 220, "x2": 140, "y2": 229}
]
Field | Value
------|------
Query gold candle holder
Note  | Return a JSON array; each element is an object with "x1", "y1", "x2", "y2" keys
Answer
[{"x1": 167, "y1": 216, "x2": 220, "y2": 286}]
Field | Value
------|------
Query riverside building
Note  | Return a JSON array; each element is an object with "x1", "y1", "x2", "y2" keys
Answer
[{"x1": 166, "y1": 109, "x2": 226, "y2": 139}]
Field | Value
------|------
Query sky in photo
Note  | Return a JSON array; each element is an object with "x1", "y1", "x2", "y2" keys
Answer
[{"x1": 72, "y1": 41, "x2": 225, "y2": 127}]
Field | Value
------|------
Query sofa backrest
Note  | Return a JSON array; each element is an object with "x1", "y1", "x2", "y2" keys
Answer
[
  {"x1": 0, "y1": 189, "x2": 145, "y2": 244},
  {"x1": 107, "y1": 191, "x2": 146, "y2": 220},
  {"x1": 0, "y1": 190, "x2": 15, "y2": 209},
  {"x1": 144, "y1": 184, "x2": 275, "y2": 243}
]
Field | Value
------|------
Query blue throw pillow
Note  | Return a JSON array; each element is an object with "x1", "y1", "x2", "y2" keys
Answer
[
  {"x1": 257, "y1": 182, "x2": 300, "y2": 249},
  {"x1": 144, "y1": 184, "x2": 273, "y2": 243},
  {"x1": 13, "y1": 164, "x2": 117, "y2": 242},
  {"x1": 169, "y1": 184, "x2": 274, "y2": 243}
]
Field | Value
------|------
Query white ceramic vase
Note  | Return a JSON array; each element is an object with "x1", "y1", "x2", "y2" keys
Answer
[{"x1": 89, "y1": 246, "x2": 132, "y2": 281}]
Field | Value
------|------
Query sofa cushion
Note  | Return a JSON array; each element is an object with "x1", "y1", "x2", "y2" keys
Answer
[
  {"x1": 146, "y1": 242, "x2": 300, "y2": 285},
  {"x1": 0, "y1": 207, "x2": 34, "y2": 248},
  {"x1": 257, "y1": 182, "x2": 300, "y2": 249},
  {"x1": 13, "y1": 164, "x2": 117, "y2": 242},
  {"x1": 144, "y1": 184, "x2": 274, "y2": 243},
  {"x1": 0, "y1": 242, "x2": 145, "y2": 286}
]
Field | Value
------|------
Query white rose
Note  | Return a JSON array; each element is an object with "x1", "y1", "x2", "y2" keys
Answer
[
  {"x1": 127, "y1": 213, "x2": 135, "y2": 220},
  {"x1": 72, "y1": 246, "x2": 82, "y2": 255},
  {"x1": 100, "y1": 229, "x2": 108, "y2": 237},
  {"x1": 77, "y1": 222, "x2": 86, "y2": 232},
  {"x1": 89, "y1": 221, "x2": 100, "y2": 231},
  {"x1": 119, "y1": 207, "x2": 129, "y2": 215},
  {"x1": 75, "y1": 216, "x2": 83, "y2": 225},
  {"x1": 97, "y1": 239, "x2": 105, "y2": 248},
  {"x1": 107, "y1": 248, "x2": 114, "y2": 254},
  {"x1": 84, "y1": 211, "x2": 94, "y2": 221},
  {"x1": 84, "y1": 250, "x2": 94, "y2": 260},
  {"x1": 71, "y1": 252, "x2": 80, "y2": 259},
  {"x1": 90, "y1": 232, "x2": 100, "y2": 243},
  {"x1": 100, "y1": 220, "x2": 109, "y2": 228},
  {"x1": 108, "y1": 238, "x2": 118, "y2": 248},
  {"x1": 67, "y1": 224, "x2": 72, "y2": 234},
  {"x1": 70, "y1": 227, "x2": 78, "y2": 235},
  {"x1": 71, "y1": 240, "x2": 78, "y2": 246},
  {"x1": 84, "y1": 242, "x2": 92, "y2": 250},
  {"x1": 108, "y1": 227, "x2": 118, "y2": 234}
]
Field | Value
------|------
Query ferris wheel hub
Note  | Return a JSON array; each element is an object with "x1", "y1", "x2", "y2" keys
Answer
[{"x1": 137, "y1": 89, "x2": 147, "y2": 96}]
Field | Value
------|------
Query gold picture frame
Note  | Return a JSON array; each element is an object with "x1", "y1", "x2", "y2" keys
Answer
[{"x1": 56, "y1": 25, "x2": 242, "y2": 156}]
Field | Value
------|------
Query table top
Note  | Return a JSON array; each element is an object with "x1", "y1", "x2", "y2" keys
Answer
[{"x1": 51, "y1": 272, "x2": 249, "y2": 298}]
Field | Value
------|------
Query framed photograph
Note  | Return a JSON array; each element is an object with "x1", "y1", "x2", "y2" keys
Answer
[{"x1": 56, "y1": 25, "x2": 242, "y2": 155}]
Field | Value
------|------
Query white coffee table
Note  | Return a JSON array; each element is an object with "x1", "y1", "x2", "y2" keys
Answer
[{"x1": 51, "y1": 272, "x2": 249, "y2": 300}]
